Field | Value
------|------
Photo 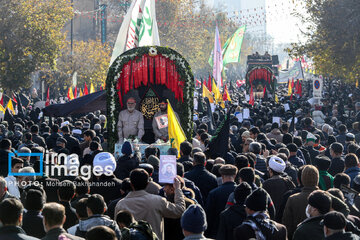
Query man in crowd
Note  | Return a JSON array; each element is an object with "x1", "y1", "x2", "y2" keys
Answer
[{"x1": 115, "y1": 168, "x2": 185, "y2": 240}]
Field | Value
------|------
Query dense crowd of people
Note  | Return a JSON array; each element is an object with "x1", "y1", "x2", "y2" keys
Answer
[{"x1": 0, "y1": 78, "x2": 360, "y2": 240}]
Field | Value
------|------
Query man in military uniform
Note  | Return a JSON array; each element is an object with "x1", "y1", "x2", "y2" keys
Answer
[{"x1": 117, "y1": 97, "x2": 145, "y2": 143}]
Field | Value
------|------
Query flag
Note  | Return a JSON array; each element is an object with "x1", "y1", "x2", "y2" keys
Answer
[
  {"x1": 207, "y1": 75, "x2": 212, "y2": 92},
  {"x1": 0, "y1": 93, "x2": 3, "y2": 106},
  {"x1": 90, "y1": 83, "x2": 95, "y2": 94},
  {"x1": 202, "y1": 84, "x2": 214, "y2": 103},
  {"x1": 74, "y1": 87, "x2": 78, "y2": 99},
  {"x1": 206, "y1": 108, "x2": 231, "y2": 159},
  {"x1": 212, "y1": 25, "x2": 223, "y2": 87},
  {"x1": 212, "y1": 79, "x2": 225, "y2": 108},
  {"x1": 263, "y1": 85, "x2": 266, "y2": 99},
  {"x1": 67, "y1": 87, "x2": 74, "y2": 100},
  {"x1": 249, "y1": 85, "x2": 254, "y2": 105},
  {"x1": 356, "y1": 79, "x2": 359, "y2": 88},
  {"x1": 84, "y1": 83, "x2": 89, "y2": 95},
  {"x1": 288, "y1": 79, "x2": 292, "y2": 96},
  {"x1": 6, "y1": 100, "x2": 15, "y2": 115},
  {"x1": 79, "y1": 88, "x2": 83, "y2": 97},
  {"x1": 298, "y1": 81, "x2": 302, "y2": 96},
  {"x1": 236, "y1": 79, "x2": 245, "y2": 87},
  {"x1": 167, "y1": 100, "x2": 186, "y2": 157},
  {"x1": 275, "y1": 94, "x2": 279, "y2": 103},
  {"x1": 204, "y1": 97, "x2": 216, "y2": 133},
  {"x1": 12, "y1": 94, "x2": 18, "y2": 105},
  {"x1": 223, "y1": 85, "x2": 231, "y2": 102},
  {"x1": 110, "y1": 0, "x2": 160, "y2": 66},
  {"x1": 222, "y1": 25, "x2": 246, "y2": 66},
  {"x1": 0, "y1": 104, "x2": 4, "y2": 114},
  {"x1": 291, "y1": 78, "x2": 295, "y2": 88},
  {"x1": 45, "y1": 88, "x2": 50, "y2": 106}
]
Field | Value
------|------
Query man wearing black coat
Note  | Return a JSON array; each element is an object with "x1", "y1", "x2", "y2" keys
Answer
[
  {"x1": 184, "y1": 152, "x2": 218, "y2": 202},
  {"x1": 0, "y1": 198, "x2": 39, "y2": 240},
  {"x1": 217, "y1": 182, "x2": 252, "y2": 240},
  {"x1": 61, "y1": 126, "x2": 80, "y2": 154},
  {"x1": 58, "y1": 180, "x2": 78, "y2": 230},
  {"x1": 178, "y1": 141, "x2": 193, "y2": 164},
  {"x1": 46, "y1": 125, "x2": 61, "y2": 150},
  {"x1": 30, "y1": 125, "x2": 46, "y2": 149},
  {"x1": 205, "y1": 164, "x2": 238, "y2": 238},
  {"x1": 0, "y1": 139, "x2": 12, "y2": 177},
  {"x1": 329, "y1": 142, "x2": 345, "y2": 176},
  {"x1": 22, "y1": 190, "x2": 46, "y2": 238}
]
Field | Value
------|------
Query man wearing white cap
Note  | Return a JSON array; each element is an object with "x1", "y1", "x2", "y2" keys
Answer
[{"x1": 263, "y1": 156, "x2": 295, "y2": 216}]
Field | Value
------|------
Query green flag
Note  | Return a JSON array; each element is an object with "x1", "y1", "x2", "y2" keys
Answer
[
  {"x1": 208, "y1": 25, "x2": 246, "y2": 67},
  {"x1": 222, "y1": 25, "x2": 246, "y2": 66}
]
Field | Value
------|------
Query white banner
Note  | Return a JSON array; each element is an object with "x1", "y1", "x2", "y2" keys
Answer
[{"x1": 110, "y1": 0, "x2": 160, "y2": 66}]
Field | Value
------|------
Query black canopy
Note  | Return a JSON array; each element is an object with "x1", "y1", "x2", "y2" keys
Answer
[{"x1": 43, "y1": 90, "x2": 106, "y2": 117}]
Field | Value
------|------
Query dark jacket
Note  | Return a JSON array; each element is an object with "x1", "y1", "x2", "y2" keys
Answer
[
  {"x1": 282, "y1": 186, "x2": 318, "y2": 239},
  {"x1": 178, "y1": 155, "x2": 193, "y2": 164},
  {"x1": 345, "y1": 167, "x2": 360, "y2": 187},
  {"x1": 262, "y1": 175, "x2": 295, "y2": 217},
  {"x1": 336, "y1": 133, "x2": 347, "y2": 146},
  {"x1": 288, "y1": 155, "x2": 305, "y2": 168},
  {"x1": 184, "y1": 165, "x2": 218, "y2": 202},
  {"x1": 59, "y1": 201, "x2": 78, "y2": 230},
  {"x1": 293, "y1": 216, "x2": 324, "y2": 240},
  {"x1": 114, "y1": 154, "x2": 140, "y2": 180},
  {"x1": 22, "y1": 210, "x2": 46, "y2": 238},
  {"x1": 90, "y1": 175, "x2": 122, "y2": 204},
  {"x1": 305, "y1": 146, "x2": 320, "y2": 165},
  {"x1": 0, "y1": 226, "x2": 39, "y2": 240},
  {"x1": 205, "y1": 181, "x2": 237, "y2": 238},
  {"x1": 325, "y1": 231, "x2": 360, "y2": 240},
  {"x1": 63, "y1": 134, "x2": 80, "y2": 154},
  {"x1": 217, "y1": 203, "x2": 247, "y2": 240},
  {"x1": 41, "y1": 227, "x2": 84, "y2": 240},
  {"x1": 234, "y1": 213, "x2": 287, "y2": 240},
  {"x1": 0, "y1": 149, "x2": 12, "y2": 177},
  {"x1": 184, "y1": 178, "x2": 204, "y2": 207},
  {"x1": 32, "y1": 134, "x2": 46, "y2": 149},
  {"x1": 329, "y1": 156, "x2": 345, "y2": 176},
  {"x1": 254, "y1": 155, "x2": 267, "y2": 174},
  {"x1": 76, "y1": 214, "x2": 121, "y2": 239},
  {"x1": 45, "y1": 132, "x2": 61, "y2": 150}
]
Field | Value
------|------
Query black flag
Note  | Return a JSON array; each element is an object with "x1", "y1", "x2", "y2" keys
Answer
[{"x1": 205, "y1": 108, "x2": 232, "y2": 159}]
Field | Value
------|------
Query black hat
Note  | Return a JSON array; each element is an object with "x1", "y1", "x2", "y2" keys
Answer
[
  {"x1": 321, "y1": 211, "x2": 346, "y2": 230},
  {"x1": 159, "y1": 98, "x2": 168, "y2": 104},
  {"x1": 244, "y1": 188, "x2": 268, "y2": 211}
]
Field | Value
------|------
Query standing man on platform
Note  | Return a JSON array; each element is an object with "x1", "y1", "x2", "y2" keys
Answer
[
  {"x1": 152, "y1": 99, "x2": 171, "y2": 142},
  {"x1": 117, "y1": 97, "x2": 145, "y2": 143}
]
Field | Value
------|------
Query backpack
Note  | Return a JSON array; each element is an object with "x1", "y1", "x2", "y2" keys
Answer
[
  {"x1": 243, "y1": 215, "x2": 280, "y2": 240},
  {"x1": 121, "y1": 220, "x2": 159, "y2": 240}
]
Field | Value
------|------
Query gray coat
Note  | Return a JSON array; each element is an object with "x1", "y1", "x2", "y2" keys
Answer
[{"x1": 117, "y1": 109, "x2": 144, "y2": 142}]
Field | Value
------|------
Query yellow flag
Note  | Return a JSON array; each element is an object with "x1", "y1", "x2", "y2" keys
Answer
[
  {"x1": 6, "y1": 100, "x2": 15, "y2": 115},
  {"x1": 202, "y1": 84, "x2": 214, "y2": 103},
  {"x1": 212, "y1": 79, "x2": 225, "y2": 108},
  {"x1": 90, "y1": 83, "x2": 95, "y2": 93},
  {"x1": 288, "y1": 81, "x2": 292, "y2": 96},
  {"x1": 167, "y1": 100, "x2": 186, "y2": 157},
  {"x1": 68, "y1": 87, "x2": 74, "y2": 100},
  {"x1": 356, "y1": 79, "x2": 359, "y2": 88},
  {"x1": 225, "y1": 88, "x2": 232, "y2": 102},
  {"x1": 275, "y1": 94, "x2": 279, "y2": 103},
  {"x1": 0, "y1": 104, "x2": 5, "y2": 113},
  {"x1": 79, "y1": 88, "x2": 83, "y2": 97}
]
